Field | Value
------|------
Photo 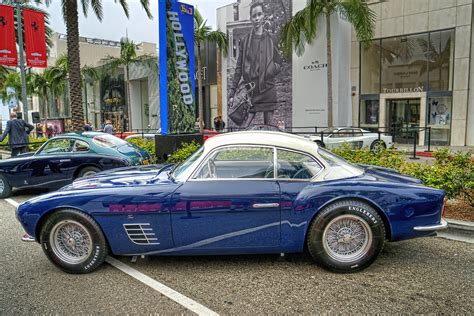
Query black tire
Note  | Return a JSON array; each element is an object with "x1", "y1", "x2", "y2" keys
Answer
[
  {"x1": 0, "y1": 174, "x2": 12, "y2": 198},
  {"x1": 370, "y1": 140, "x2": 386, "y2": 152},
  {"x1": 40, "y1": 209, "x2": 108, "y2": 274},
  {"x1": 307, "y1": 200, "x2": 385, "y2": 273},
  {"x1": 77, "y1": 166, "x2": 100, "y2": 178},
  {"x1": 315, "y1": 140, "x2": 325, "y2": 148}
]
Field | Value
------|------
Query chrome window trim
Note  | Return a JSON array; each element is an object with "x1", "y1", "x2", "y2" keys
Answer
[
  {"x1": 188, "y1": 144, "x2": 275, "y2": 181},
  {"x1": 275, "y1": 147, "x2": 325, "y2": 181},
  {"x1": 187, "y1": 144, "x2": 325, "y2": 182},
  {"x1": 72, "y1": 139, "x2": 91, "y2": 153}
]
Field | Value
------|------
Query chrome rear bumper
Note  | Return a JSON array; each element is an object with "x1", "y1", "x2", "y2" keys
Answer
[{"x1": 414, "y1": 219, "x2": 448, "y2": 231}]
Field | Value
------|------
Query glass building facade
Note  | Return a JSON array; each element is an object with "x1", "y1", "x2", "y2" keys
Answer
[{"x1": 359, "y1": 29, "x2": 454, "y2": 145}]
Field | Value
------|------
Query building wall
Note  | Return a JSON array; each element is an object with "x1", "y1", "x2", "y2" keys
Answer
[
  {"x1": 352, "y1": 0, "x2": 473, "y2": 146},
  {"x1": 48, "y1": 33, "x2": 156, "y2": 67},
  {"x1": 128, "y1": 59, "x2": 159, "y2": 130}
]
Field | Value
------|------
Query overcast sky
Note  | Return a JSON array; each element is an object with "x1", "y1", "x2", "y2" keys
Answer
[{"x1": 37, "y1": 0, "x2": 235, "y2": 44}]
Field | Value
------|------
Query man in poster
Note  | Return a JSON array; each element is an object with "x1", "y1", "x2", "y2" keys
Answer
[{"x1": 228, "y1": 0, "x2": 283, "y2": 128}]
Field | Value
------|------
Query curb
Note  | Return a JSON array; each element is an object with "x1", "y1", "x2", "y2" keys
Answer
[{"x1": 437, "y1": 218, "x2": 474, "y2": 244}]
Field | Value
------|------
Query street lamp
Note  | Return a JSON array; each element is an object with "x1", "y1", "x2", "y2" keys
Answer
[{"x1": 15, "y1": 0, "x2": 29, "y2": 122}]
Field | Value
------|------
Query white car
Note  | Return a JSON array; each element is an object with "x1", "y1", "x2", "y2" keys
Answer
[{"x1": 304, "y1": 127, "x2": 393, "y2": 150}]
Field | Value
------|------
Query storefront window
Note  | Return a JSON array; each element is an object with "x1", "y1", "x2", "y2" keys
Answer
[
  {"x1": 100, "y1": 73, "x2": 126, "y2": 132},
  {"x1": 359, "y1": 99, "x2": 379, "y2": 130},
  {"x1": 360, "y1": 40, "x2": 381, "y2": 94},
  {"x1": 427, "y1": 96, "x2": 452, "y2": 145},
  {"x1": 428, "y1": 30, "x2": 454, "y2": 91},
  {"x1": 381, "y1": 33, "x2": 428, "y2": 93}
]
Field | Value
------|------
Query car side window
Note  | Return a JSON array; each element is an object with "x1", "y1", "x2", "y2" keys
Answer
[
  {"x1": 73, "y1": 140, "x2": 90, "y2": 152},
  {"x1": 332, "y1": 129, "x2": 347, "y2": 138},
  {"x1": 277, "y1": 149, "x2": 322, "y2": 180},
  {"x1": 352, "y1": 128, "x2": 363, "y2": 137},
  {"x1": 194, "y1": 147, "x2": 274, "y2": 179},
  {"x1": 38, "y1": 139, "x2": 75, "y2": 154}
]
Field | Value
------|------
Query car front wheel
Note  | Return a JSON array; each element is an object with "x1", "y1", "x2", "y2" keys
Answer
[
  {"x1": 307, "y1": 200, "x2": 385, "y2": 273},
  {"x1": 40, "y1": 209, "x2": 108, "y2": 274}
]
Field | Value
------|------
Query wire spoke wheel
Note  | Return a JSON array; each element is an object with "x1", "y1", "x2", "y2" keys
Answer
[
  {"x1": 322, "y1": 214, "x2": 372, "y2": 263},
  {"x1": 50, "y1": 220, "x2": 93, "y2": 265}
]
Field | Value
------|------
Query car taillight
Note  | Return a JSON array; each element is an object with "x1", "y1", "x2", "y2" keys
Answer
[{"x1": 441, "y1": 196, "x2": 447, "y2": 217}]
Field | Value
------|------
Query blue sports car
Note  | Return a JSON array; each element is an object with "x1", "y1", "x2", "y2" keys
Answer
[
  {"x1": 16, "y1": 131, "x2": 447, "y2": 274},
  {"x1": 0, "y1": 132, "x2": 150, "y2": 198}
]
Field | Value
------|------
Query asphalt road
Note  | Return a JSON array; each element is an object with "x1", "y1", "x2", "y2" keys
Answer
[{"x1": 1, "y1": 189, "x2": 473, "y2": 314}]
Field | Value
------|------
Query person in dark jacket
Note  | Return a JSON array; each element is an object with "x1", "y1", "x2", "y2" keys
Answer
[
  {"x1": 228, "y1": 0, "x2": 282, "y2": 127},
  {"x1": 0, "y1": 112, "x2": 34, "y2": 157}
]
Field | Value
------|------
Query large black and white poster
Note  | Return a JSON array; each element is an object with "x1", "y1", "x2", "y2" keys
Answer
[{"x1": 226, "y1": 0, "x2": 292, "y2": 130}]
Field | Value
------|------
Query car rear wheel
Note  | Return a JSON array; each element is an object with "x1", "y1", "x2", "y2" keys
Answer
[
  {"x1": 77, "y1": 166, "x2": 100, "y2": 178},
  {"x1": 0, "y1": 174, "x2": 12, "y2": 198},
  {"x1": 307, "y1": 200, "x2": 385, "y2": 273},
  {"x1": 40, "y1": 209, "x2": 108, "y2": 274},
  {"x1": 370, "y1": 140, "x2": 386, "y2": 152}
]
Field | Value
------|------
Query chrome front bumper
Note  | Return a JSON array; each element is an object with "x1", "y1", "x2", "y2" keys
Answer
[{"x1": 414, "y1": 219, "x2": 448, "y2": 231}]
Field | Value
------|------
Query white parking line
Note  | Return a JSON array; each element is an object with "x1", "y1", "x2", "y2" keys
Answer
[
  {"x1": 106, "y1": 257, "x2": 219, "y2": 316},
  {"x1": 5, "y1": 198, "x2": 19, "y2": 208},
  {"x1": 5, "y1": 197, "x2": 219, "y2": 316}
]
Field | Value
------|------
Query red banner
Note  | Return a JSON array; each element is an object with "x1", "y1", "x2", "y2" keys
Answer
[
  {"x1": 0, "y1": 5, "x2": 18, "y2": 67},
  {"x1": 24, "y1": 9, "x2": 47, "y2": 68}
]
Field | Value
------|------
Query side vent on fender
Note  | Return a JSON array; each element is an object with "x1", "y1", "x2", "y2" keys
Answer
[{"x1": 123, "y1": 223, "x2": 160, "y2": 245}]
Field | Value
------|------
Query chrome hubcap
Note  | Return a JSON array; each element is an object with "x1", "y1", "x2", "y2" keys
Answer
[
  {"x1": 323, "y1": 214, "x2": 372, "y2": 263},
  {"x1": 50, "y1": 220, "x2": 92, "y2": 264},
  {"x1": 0, "y1": 179, "x2": 4, "y2": 193}
]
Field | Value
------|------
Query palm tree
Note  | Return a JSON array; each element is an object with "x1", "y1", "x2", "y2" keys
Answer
[
  {"x1": 0, "y1": 66, "x2": 12, "y2": 90},
  {"x1": 194, "y1": 8, "x2": 228, "y2": 133},
  {"x1": 101, "y1": 38, "x2": 150, "y2": 130},
  {"x1": 281, "y1": 0, "x2": 375, "y2": 127},
  {"x1": 36, "y1": 0, "x2": 152, "y2": 131}
]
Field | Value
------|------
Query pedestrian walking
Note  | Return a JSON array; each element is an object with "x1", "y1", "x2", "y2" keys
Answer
[
  {"x1": 103, "y1": 120, "x2": 115, "y2": 135},
  {"x1": 0, "y1": 112, "x2": 34, "y2": 157}
]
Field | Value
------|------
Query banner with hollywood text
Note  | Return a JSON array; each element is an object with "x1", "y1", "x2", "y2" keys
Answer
[
  {"x1": 0, "y1": 5, "x2": 18, "y2": 67},
  {"x1": 23, "y1": 9, "x2": 47, "y2": 68},
  {"x1": 159, "y1": 0, "x2": 195, "y2": 134}
]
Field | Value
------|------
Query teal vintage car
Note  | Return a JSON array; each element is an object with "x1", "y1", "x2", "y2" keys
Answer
[{"x1": 0, "y1": 132, "x2": 151, "y2": 198}]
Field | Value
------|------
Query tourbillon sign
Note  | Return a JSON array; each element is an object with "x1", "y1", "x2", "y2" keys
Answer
[
  {"x1": 382, "y1": 86, "x2": 424, "y2": 93},
  {"x1": 159, "y1": 0, "x2": 195, "y2": 135}
]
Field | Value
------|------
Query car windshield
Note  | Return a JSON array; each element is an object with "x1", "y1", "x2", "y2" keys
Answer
[
  {"x1": 92, "y1": 134, "x2": 127, "y2": 148},
  {"x1": 172, "y1": 146, "x2": 204, "y2": 180},
  {"x1": 317, "y1": 148, "x2": 363, "y2": 180}
]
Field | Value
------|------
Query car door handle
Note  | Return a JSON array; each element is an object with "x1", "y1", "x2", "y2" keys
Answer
[
  {"x1": 252, "y1": 203, "x2": 279, "y2": 209},
  {"x1": 59, "y1": 159, "x2": 71, "y2": 163}
]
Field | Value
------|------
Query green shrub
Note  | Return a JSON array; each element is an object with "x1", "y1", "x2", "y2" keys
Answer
[
  {"x1": 126, "y1": 137, "x2": 156, "y2": 162},
  {"x1": 0, "y1": 136, "x2": 47, "y2": 152},
  {"x1": 28, "y1": 136, "x2": 48, "y2": 151},
  {"x1": 332, "y1": 144, "x2": 405, "y2": 170},
  {"x1": 333, "y1": 145, "x2": 473, "y2": 204},
  {"x1": 166, "y1": 141, "x2": 201, "y2": 164}
]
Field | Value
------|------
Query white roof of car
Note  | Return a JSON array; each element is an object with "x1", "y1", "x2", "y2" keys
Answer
[{"x1": 204, "y1": 131, "x2": 319, "y2": 155}]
